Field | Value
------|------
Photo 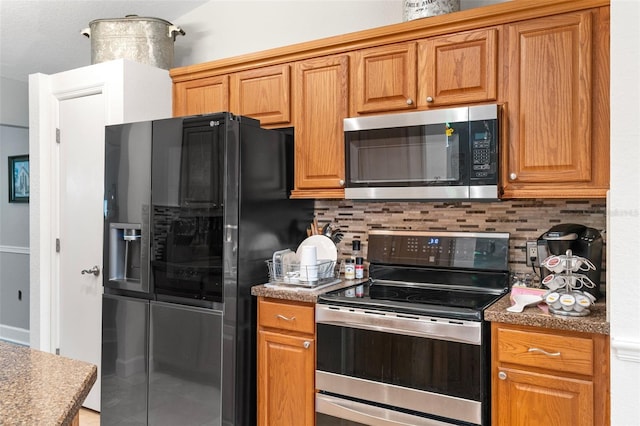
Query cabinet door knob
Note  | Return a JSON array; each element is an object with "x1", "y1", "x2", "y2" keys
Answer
[
  {"x1": 406, "y1": 98, "x2": 414, "y2": 105},
  {"x1": 498, "y1": 371, "x2": 507, "y2": 380},
  {"x1": 303, "y1": 341, "x2": 311, "y2": 349},
  {"x1": 509, "y1": 172, "x2": 517, "y2": 180},
  {"x1": 338, "y1": 179, "x2": 345, "y2": 187},
  {"x1": 426, "y1": 96, "x2": 434, "y2": 103}
]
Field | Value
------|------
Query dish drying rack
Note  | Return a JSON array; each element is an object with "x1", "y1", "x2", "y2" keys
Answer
[
  {"x1": 540, "y1": 249, "x2": 597, "y2": 317},
  {"x1": 266, "y1": 259, "x2": 338, "y2": 288}
]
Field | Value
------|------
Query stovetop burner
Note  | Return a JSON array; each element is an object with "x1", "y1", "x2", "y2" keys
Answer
[
  {"x1": 318, "y1": 230, "x2": 511, "y2": 321},
  {"x1": 319, "y1": 280, "x2": 507, "y2": 321}
]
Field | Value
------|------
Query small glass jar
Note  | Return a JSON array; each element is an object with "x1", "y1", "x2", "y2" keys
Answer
[{"x1": 344, "y1": 259, "x2": 355, "y2": 279}]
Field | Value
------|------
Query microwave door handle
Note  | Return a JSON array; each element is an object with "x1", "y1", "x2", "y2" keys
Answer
[{"x1": 316, "y1": 394, "x2": 454, "y2": 426}]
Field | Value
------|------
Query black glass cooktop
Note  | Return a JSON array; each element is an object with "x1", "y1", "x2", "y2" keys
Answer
[{"x1": 318, "y1": 279, "x2": 507, "y2": 321}]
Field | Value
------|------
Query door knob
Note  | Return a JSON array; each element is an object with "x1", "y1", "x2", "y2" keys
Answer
[
  {"x1": 81, "y1": 266, "x2": 100, "y2": 276},
  {"x1": 498, "y1": 371, "x2": 507, "y2": 380},
  {"x1": 303, "y1": 341, "x2": 311, "y2": 349},
  {"x1": 406, "y1": 98, "x2": 414, "y2": 105},
  {"x1": 509, "y1": 172, "x2": 517, "y2": 180},
  {"x1": 426, "y1": 96, "x2": 434, "y2": 103}
]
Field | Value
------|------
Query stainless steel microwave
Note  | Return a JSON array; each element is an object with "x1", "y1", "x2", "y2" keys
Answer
[{"x1": 344, "y1": 104, "x2": 500, "y2": 200}]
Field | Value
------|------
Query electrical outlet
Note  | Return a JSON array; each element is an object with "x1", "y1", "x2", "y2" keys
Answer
[{"x1": 526, "y1": 241, "x2": 538, "y2": 267}]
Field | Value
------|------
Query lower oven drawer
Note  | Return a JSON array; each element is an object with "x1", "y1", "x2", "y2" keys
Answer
[
  {"x1": 315, "y1": 304, "x2": 489, "y2": 425},
  {"x1": 316, "y1": 393, "x2": 460, "y2": 426}
]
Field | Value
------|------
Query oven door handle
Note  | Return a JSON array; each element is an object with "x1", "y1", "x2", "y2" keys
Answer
[{"x1": 316, "y1": 393, "x2": 457, "y2": 426}]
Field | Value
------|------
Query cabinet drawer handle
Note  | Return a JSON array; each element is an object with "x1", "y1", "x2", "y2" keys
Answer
[
  {"x1": 509, "y1": 172, "x2": 517, "y2": 180},
  {"x1": 406, "y1": 98, "x2": 414, "y2": 105},
  {"x1": 426, "y1": 96, "x2": 434, "y2": 103},
  {"x1": 498, "y1": 371, "x2": 507, "y2": 380},
  {"x1": 303, "y1": 341, "x2": 311, "y2": 349},
  {"x1": 528, "y1": 347, "x2": 561, "y2": 357},
  {"x1": 276, "y1": 314, "x2": 296, "y2": 321},
  {"x1": 338, "y1": 179, "x2": 345, "y2": 187}
]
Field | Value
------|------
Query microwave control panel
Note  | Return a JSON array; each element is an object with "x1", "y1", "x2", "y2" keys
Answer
[{"x1": 469, "y1": 119, "x2": 498, "y2": 183}]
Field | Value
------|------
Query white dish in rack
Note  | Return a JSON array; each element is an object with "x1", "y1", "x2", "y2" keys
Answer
[{"x1": 296, "y1": 235, "x2": 338, "y2": 261}]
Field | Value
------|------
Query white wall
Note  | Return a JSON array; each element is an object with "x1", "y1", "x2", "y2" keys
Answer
[
  {"x1": 174, "y1": 0, "x2": 402, "y2": 67},
  {"x1": 0, "y1": 124, "x2": 30, "y2": 345},
  {"x1": 0, "y1": 76, "x2": 30, "y2": 345},
  {"x1": 174, "y1": 0, "x2": 507, "y2": 67},
  {"x1": 609, "y1": 0, "x2": 640, "y2": 423},
  {"x1": 0, "y1": 77, "x2": 29, "y2": 127}
]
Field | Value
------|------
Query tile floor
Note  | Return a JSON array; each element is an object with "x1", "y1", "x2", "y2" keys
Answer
[{"x1": 79, "y1": 408, "x2": 100, "y2": 426}]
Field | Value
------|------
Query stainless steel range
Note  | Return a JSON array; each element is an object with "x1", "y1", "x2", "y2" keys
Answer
[{"x1": 316, "y1": 230, "x2": 510, "y2": 426}]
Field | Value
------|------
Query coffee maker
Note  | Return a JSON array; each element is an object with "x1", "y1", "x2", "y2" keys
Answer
[{"x1": 537, "y1": 223, "x2": 604, "y2": 298}]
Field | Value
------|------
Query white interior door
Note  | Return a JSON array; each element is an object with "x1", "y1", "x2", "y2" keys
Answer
[{"x1": 58, "y1": 93, "x2": 105, "y2": 411}]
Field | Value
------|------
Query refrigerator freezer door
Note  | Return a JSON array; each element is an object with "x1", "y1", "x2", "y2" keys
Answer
[
  {"x1": 148, "y1": 301, "x2": 223, "y2": 425},
  {"x1": 101, "y1": 294, "x2": 149, "y2": 425}
]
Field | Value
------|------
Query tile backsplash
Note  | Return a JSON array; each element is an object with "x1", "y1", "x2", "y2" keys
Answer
[{"x1": 314, "y1": 199, "x2": 606, "y2": 285}]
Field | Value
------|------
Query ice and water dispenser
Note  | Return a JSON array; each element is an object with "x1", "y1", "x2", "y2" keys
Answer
[{"x1": 108, "y1": 223, "x2": 144, "y2": 285}]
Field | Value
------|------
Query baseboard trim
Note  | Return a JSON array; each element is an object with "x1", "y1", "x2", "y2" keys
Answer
[{"x1": 0, "y1": 324, "x2": 30, "y2": 346}]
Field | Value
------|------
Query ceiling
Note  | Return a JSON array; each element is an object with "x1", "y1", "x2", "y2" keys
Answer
[{"x1": 0, "y1": 0, "x2": 207, "y2": 82}]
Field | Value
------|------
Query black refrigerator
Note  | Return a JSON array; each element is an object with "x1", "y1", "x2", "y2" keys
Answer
[{"x1": 101, "y1": 113, "x2": 313, "y2": 425}]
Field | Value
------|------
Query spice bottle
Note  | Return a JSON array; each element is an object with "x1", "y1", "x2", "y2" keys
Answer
[
  {"x1": 344, "y1": 259, "x2": 355, "y2": 279},
  {"x1": 355, "y1": 257, "x2": 364, "y2": 279},
  {"x1": 352, "y1": 240, "x2": 364, "y2": 279}
]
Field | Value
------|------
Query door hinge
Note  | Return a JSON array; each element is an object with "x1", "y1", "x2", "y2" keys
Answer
[
  {"x1": 56, "y1": 238, "x2": 60, "y2": 253},
  {"x1": 55, "y1": 348, "x2": 60, "y2": 355},
  {"x1": 56, "y1": 128, "x2": 61, "y2": 144}
]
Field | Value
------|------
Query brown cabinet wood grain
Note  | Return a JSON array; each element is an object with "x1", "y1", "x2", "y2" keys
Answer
[
  {"x1": 291, "y1": 54, "x2": 349, "y2": 198},
  {"x1": 257, "y1": 297, "x2": 315, "y2": 426},
  {"x1": 173, "y1": 75, "x2": 229, "y2": 117},
  {"x1": 501, "y1": 8, "x2": 610, "y2": 198},
  {"x1": 353, "y1": 42, "x2": 417, "y2": 114},
  {"x1": 229, "y1": 64, "x2": 291, "y2": 126},
  {"x1": 491, "y1": 322, "x2": 609, "y2": 426},
  {"x1": 170, "y1": 0, "x2": 610, "y2": 200},
  {"x1": 418, "y1": 27, "x2": 499, "y2": 107}
]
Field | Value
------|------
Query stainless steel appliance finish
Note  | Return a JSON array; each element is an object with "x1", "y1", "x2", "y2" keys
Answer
[
  {"x1": 148, "y1": 301, "x2": 222, "y2": 425},
  {"x1": 101, "y1": 113, "x2": 313, "y2": 425},
  {"x1": 316, "y1": 230, "x2": 510, "y2": 425},
  {"x1": 344, "y1": 104, "x2": 500, "y2": 201}
]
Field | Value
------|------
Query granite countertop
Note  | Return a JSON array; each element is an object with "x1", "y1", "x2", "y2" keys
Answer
[
  {"x1": 251, "y1": 277, "x2": 368, "y2": 303},
  {"x1": 485, "y1": 293, "x2": 609, "y2": 335},
  {"x1": 0, "y1": 341, "x2": 97, "y2": 425}
]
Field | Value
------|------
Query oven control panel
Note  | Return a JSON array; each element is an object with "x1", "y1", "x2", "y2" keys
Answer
[{"x1": 367, "y1": 230, "x2": 509, "y2": 271}]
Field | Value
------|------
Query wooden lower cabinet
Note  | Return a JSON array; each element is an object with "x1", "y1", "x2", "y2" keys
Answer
[
  {"x1": 257, "y1": 297, "x2": 315, "y2": 426},
  {"x1": 491, "y1": 322, "x2": 609, "y2": 426}
]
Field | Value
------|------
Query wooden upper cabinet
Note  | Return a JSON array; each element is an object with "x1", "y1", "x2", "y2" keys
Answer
[
  {"x1": 291, "y1": 54, "x2": 349, "y2": 199},
  {"x1": 229, "y1": 64, "x2": 291, "y2": 126},
  {"x1": 173, "y1": 75, "x2": 229, "y2": 117},
  {"x1": 353, "y1": 42, "x2": 417, "y2": 114},
  {"x1": 502, "y1": 8, "x2": 609, "y2": 198},
  {"x1": 418, "y1": 28, "x2": 499, "y2": 107}
]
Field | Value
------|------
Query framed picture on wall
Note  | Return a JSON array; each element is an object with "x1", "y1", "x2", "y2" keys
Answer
[{"x1": 8, "y1": 155, "x2": 29, "y2": 203}]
